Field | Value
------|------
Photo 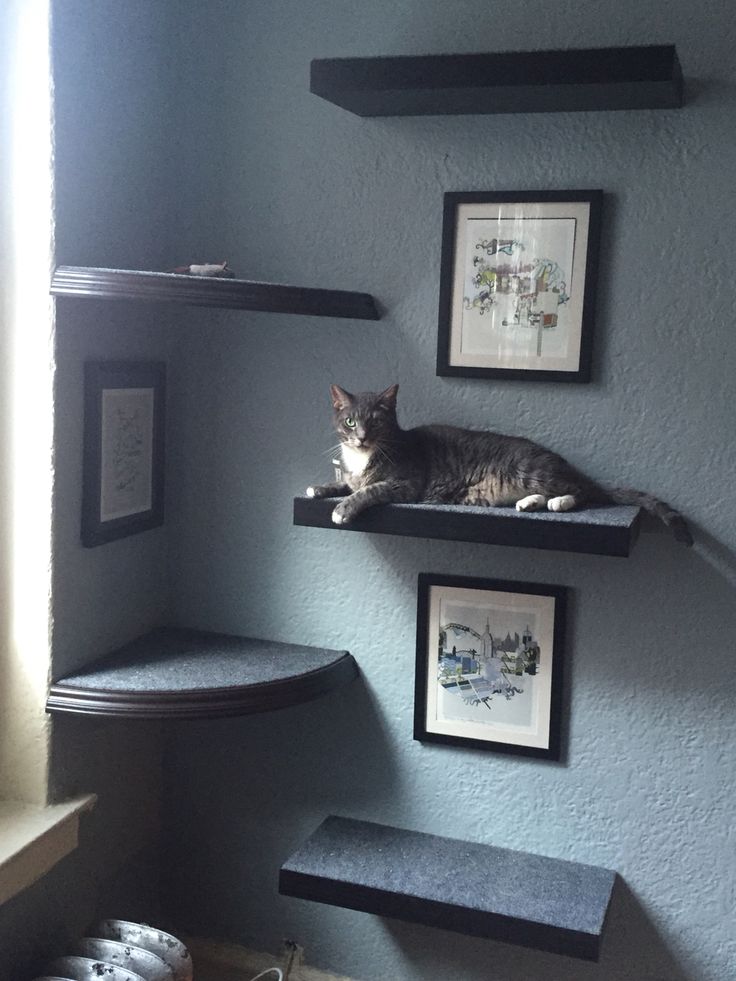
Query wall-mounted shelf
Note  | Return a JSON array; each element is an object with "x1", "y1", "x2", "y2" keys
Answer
[
  {"x1": 50, "y1": 266, "x2": 380, "y2": 321},
  {"x1": 46, "y1": 627, "x2": 358, "y2": 719},
  {"x1": 280, "y1": 816, "x2": 617, "y2": 961},
  {"x1": 293, "y1": 496, "x2": 642, "y2": 557},
  {"x1": 310, "y1": 44, "x2": 683, "y2": 116}
]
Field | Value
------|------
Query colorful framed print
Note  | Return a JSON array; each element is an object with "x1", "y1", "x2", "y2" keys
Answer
[
  {"x1": 414, "y1": 574, "x2": 566, "y2": 759},
  {"x1": 437, "y1": 190, "x2": 602, "y2": 382},
  {"x1": 82, "y1": 361, "x2": 166, "y2": 547}
]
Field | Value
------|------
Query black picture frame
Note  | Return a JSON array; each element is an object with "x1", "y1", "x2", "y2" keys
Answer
[
  {"x1": 81, "y1": 361, "x2": 166, "y2": 547},
  {"x1": 414, "y1": 573, "x2": 566, "y2": 760},
  {"x1": 437, "y1": 189, "x2": 602, "y2": 383}
]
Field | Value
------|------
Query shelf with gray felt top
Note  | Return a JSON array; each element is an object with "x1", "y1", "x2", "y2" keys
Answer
[
  {"x1": 293, "y1": 496, "x2": 643, "y2": 557},
  {"x1": 310, "y1": 45, "x2": 683, "y2": 117},
  {"x1": 50, "y1": 266, "x2": 380, "y2": 321},
  {"x1": 279, "y1": 816, "x2": 618, "y2": 961},
  {"x1": 46, "y1": 627, "x2": 359, "y2": 719}
]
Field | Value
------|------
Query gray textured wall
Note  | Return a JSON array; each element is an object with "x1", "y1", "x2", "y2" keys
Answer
[{"x1": 161, "y1": 3, "x2": 736, "y2": 981}]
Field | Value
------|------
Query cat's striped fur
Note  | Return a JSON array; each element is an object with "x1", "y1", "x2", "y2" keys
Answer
[{"x1": 306, "y1": 384, "x2": 692, "y2": 545}]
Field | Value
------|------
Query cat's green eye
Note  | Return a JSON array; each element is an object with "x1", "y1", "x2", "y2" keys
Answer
[{"x1": 345, "y1": 416, "x2": 356, "y2": 429}]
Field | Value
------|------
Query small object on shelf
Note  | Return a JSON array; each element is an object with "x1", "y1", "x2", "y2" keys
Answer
[
  {"x1": 310, "y1": 44, "x2": 683, "y2": 116},
  {"x1": 170, "y1": 261, "x2": 235, "y2": 277},
  {"x1": 280, "y1": 815, "x2": 618, "y2": 961},
  {"x1": 46, "y1": 626, "x2": 358, "y2": 719},
  {"x1": 294, "y1": 495, "x2": 642, "y2": 557},
  {"x1": 50, "y1": 266, "x2": 380, "y2": 320}
]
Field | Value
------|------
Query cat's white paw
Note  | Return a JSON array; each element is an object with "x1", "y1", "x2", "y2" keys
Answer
[
  {"x1": 516, "y1": 494, "x2": 547, "y2": 512},
  {"x1": 547, "y1": 495, "x2": 576, "y2": 512},
  {"x1": 332, "y1": 509, "x2": 346, "y2": 525},
  {"x1": 306, "y1": 486, "x2": 316, "y2": 497}
]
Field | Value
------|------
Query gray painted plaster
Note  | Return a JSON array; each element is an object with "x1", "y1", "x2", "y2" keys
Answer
[{"x1": 161, "y1": 3, "x2": 736, "y2": 981}]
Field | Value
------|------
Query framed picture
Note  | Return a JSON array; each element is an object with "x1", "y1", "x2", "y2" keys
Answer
[
  {"x1": 437, "y1": 190, "x2": 602, "y2": 382},
  {"x1": 82, "y1": 361, "x2": 166, "y2": 547},
  {"x1": 414, "y1": 574, "x2": 566, "y2": 759}
]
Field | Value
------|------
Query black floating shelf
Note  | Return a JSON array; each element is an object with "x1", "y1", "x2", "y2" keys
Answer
[
  {"x1": 310, "y1": 44, "x2": 683, "y2": 116},
  {"x1": 50, "y1": 266, "x2": 380, "y2": 321},
  {"x1": 46, "y1": 627, "x2": 358, "y2": 719},
  {"x1": 280, "y1": 816, "x2": 617, "y2": 961},
  {"x1": 294, "y1": 496, "x2": 642, "y2": 557}
]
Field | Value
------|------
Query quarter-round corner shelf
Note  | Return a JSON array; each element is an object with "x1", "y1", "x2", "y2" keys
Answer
[
  {"x1": 280, "y1": 816, "x2": 618, "y2": 961},
  {"x1": 310, "y1": 44, "x2": 683, "y2": 116},
  {"x1": 46, "y1": 627, "x2": 359, "y2": 719},
  {"x1": 50, "y1": 266, "x2": 380, "y2": 321},
  {"x1": 293, "y1": 496, "x2": 642, "y2": 557}
]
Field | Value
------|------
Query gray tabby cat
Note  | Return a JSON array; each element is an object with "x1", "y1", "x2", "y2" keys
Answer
[{"x1": 306, "y1": 384, "x2": 693, "y2": 545}]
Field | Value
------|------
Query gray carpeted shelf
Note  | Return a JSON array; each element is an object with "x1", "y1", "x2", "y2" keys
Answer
[
  {"x1": 50, "y1": 266, "x2": 380, "y2": 320},
  {"x1": 294, "y1": 496, "x2": 642, "y2": 556},
  {"x1": 280, "y1": 816, "x2": 618, "y2": 961},
  {"x1": 46, "y1": 627, "x2": 358, "y2": 719},
  {"x1": 310, "y1": 45, "x2": 683, "y2": 116}
]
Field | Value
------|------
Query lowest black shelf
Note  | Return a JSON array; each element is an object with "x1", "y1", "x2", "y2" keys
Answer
[
  {"x1": 310, "y1": 44, "x2": 683, "y2": 116},
  {"x1": 293, "y1": 496, "x2": 642, "y2": 557},
  {"x1": 50, "y1": 266, "x2": 380, "y2": 321},
  {"x1": 280, "y1": 816, "x2": 618, "y2": 961},
  {"x1": 46, "y1": 627, "x2": 359, "y2": 719}
]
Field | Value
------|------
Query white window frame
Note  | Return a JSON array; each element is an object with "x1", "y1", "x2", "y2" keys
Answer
[{"x1": 0, "y1": 0, "x2": 94, "y2": 907}]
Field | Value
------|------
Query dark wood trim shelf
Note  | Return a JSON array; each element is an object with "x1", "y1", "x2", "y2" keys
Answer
[
  {"x1": 46, "y1": 627, "x2": 359, "y2": 719},
  {"x1": 293, "y1": 496, "x2": 642, "y2": 557},
  {"x1": 50, "y1": 266, "x2": 380, "y2": 321},
  {"x1": 310, "y1": 44, "x2": 683, "y2": 116},
  {"x1": 280, "y1": 816, "x2": 618, "y2": 961}
]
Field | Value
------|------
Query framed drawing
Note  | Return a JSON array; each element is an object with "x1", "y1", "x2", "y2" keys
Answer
[
  {"x1": 82, "y1": 361, "x2": 166, "y2": 547},
  {"x1": 414, "y1": 573, "x2": 566, "y2": 759},
  {"x1": 437, "y1": 190, "x2": 602, "y2": 382}
]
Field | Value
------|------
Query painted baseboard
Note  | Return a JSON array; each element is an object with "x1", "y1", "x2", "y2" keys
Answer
[{"x1": 185, "y1": 936, "x2": 358, "y2": 981}]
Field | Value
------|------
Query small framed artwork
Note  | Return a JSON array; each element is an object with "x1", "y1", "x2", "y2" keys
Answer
[
  {"x1": 437, "y1": 189, "x2": 602, "y2": 382},
  {"x1": 414, "y1": 574, "x2": 566, "y2": 759},
  {"x1": 82, "y1": 361, "x2": 166, "y2": 547}
]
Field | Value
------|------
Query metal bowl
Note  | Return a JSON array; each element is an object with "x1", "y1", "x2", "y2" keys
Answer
[
  {"x1": 93, "y1": 920, "x2": 192, "y2": 981},
  {"x1": 72, "y1": 939, "x2": 173, "y2": 981},
  {"x1": 45, "y1": 957, "x2": 147, "y2": 981},
  {"x1": 31, "y1": 977, "x2": 78, "y2": 981}
]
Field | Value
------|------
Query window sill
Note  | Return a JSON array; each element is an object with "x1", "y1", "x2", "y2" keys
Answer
[{"x1": 0, "y1": 794, "x2": 96, "y2": 906}]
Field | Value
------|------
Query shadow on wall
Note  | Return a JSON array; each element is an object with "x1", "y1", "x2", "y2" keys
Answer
[
  {"x1": 381, "y1": 878, "x2": 693, "y2": 981},
  {"x1": 162, "y1": 674, "x2": 399, "y2": 941},
  {"x1": 691, "y1": 522, "x2": 736, "y2": 590}
]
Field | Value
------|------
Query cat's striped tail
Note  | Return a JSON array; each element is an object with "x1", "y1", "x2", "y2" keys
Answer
[{"x1": 606, "y1": 488, "x2": 693, "y2": 546}]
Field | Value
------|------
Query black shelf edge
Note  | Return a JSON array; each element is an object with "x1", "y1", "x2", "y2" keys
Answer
[
  {"x1": 310, "y1": 44, "x2": 683, "y2": 116},
  {"x1": 50, "y1": 266, "x2": 380, "y2": 321},
  {"x1": 46, "y1": 627, "x2": 359, "y2": 719},
  {"x1": 293, "y1": 496, "x2": 642, "y2": 557},
  {"x1": 280, "y1": 816, "x2": 618, "y2": 961}
]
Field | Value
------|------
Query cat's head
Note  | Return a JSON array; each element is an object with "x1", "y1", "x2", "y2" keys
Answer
[{"x1": 329, "y1": 384, "x2": 399, "y2": 449}]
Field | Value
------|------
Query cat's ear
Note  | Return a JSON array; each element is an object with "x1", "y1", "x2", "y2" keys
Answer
[
  {"x1": 377, "y1": 383, "x2": 399, "y2": 410},
  {"x1": 330, "y1": 385, "x2": 352, "y2": 410}
]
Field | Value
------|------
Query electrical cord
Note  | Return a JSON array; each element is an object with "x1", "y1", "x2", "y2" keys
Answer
[{"x1": 248, "y1": 969, "x2": 284, "y2": 981}]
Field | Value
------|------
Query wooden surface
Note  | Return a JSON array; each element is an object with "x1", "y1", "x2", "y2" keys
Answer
[
  {"x1": 51, "y1": 266, "x2": 380, "y2": 320},
  {"x1": 46, "y1": 627, "x2": 359, "y2": 719}
]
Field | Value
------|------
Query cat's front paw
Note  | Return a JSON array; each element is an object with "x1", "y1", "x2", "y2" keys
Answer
[
  {"x1": 306, "y1": 486, "x2": 316, "y2": 498},
  {"x1": 332, "y1": 500, "x2": 354, "y2": 525}
]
